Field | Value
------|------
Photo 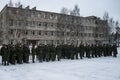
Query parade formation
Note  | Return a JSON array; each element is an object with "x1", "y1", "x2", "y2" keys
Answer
[{"x1": 0, "y1": 43, "x2": 118, "y2": 66}]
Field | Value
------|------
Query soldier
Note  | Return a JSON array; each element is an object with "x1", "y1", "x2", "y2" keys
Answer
[
  {"x1": 91, "y1": 44, "x2": 95, "y2": 58},
  {"x1": 43, "y1": 45, "x2": 46, "y2": 61},
  {"x1": 10, "y1": 45, "x2": 16, "y2": 65},
  {"x1": 61, "y1": 45, "x2": 66, "y2": 59},
  {"x1": 23, "y1": 45, "x2": 30, "y2": 63},
  {"x1": 17, "y1": 44, "x2": 23, "y2": 64},
  {"x1": 37, "y1": 45, "x2": 44, "y2": 62},
  {"x1": 106, "y1": 44, "x2": 109, "y2": 56},
  {"x1": 56, "y1": 45, "x2": 62, "y2": 61},
  {"x1": 1, "y1": 45, "x2": 10, "y2": 66},
  {"x1": 23, "y1": 45, "x2": 26, "y2": 63},
  {"x1": 66, "y1": 45, "x2": 69, "y2": 59},
  {"x1": 32, "y1": 45, "x2": 36, "y2": 63},
  {"x1": 109, "y1": 44, "x2": 113, "y2": 56},
  {"x1": 85, "y1": 44, "x2": 91, "y2": 58},
  {"x1": 97, "y1": 44, "x2": 102, "y2": 57},
  {"x1": 102, "y1": 44, "x2": 105, "y2": 57},
  {"x1": 112, "y1": 44, "x2": 118, "y2": 57},
  {"x1": 36, "y1": 45, "x2": 43, "y2": 62},
  {"x1": 94, "y1": 44, "x2": 98, "y2": 57},
  {"x1": 46, "y1": 45, "x2": 50, "y2": 62},
  {"x1": 50, "y1": 45, "x2": 56, "y2": 61},
  {"x1": 79, "y1": 43, "x2": 84, "y2": 59},
  {"x1": 70, "y1": 45, "x2": 75, "y2": 60},
  {"x1": 74, "y1": 45, "x2": 78, "y2": 59}
]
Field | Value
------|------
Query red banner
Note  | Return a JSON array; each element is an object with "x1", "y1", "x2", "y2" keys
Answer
[{"x1": 18, "y1": 32, "x2": 21, "y2": 38}]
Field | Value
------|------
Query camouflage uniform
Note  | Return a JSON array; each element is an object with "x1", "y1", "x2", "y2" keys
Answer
[
  {"x1": 56, "y1": 45, "x2": 62, "y2": 61},
  {"x1": 10, "y1": 45, "x2": 16, "y2": 64},
  {"x1": 112, "y1": 44, "x2": 118, "y2": 57},
  {"x1": 1, "y1": 45, "x2": 10, "y2": 65},
  {"x1": 32, "y1": 45, "x2": 36, "y2": 63}
]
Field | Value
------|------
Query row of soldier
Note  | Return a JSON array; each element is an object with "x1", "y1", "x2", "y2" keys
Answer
[{"x1": 0, "y1": 43, "x2": 118, "y2": 66}]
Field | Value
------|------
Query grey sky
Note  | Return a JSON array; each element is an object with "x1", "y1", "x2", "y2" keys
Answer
[{"x1": 0, "y1": 0, "x2": 120, "y2": 21}]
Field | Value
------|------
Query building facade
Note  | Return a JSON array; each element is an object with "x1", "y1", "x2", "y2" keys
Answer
[{"x1": 0, "y1": 5, "x2": 109, "y2": 45}]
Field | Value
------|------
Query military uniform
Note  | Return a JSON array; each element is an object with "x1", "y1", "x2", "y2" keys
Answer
[
  {"x1": 79, "y1": 44, "x2": 84, "y2": 59},
  {"x1": 32, "y1": 45, "x2": 36, "y2": 63},
  {"x1": 36, "y1": 45, "x2": 43, "y2": 62},
  {"x1": 23, "y1": 45, "x2": 30, "y2": 63},
  {"x1": 10, "y1": 46, "x2": 16, "y2": 64},
  {"x1": 112, "y1": 44, "x2": 118, "y2": 57},
  {"x1": 56, "y1": 45, "x2": 62, "y2": 61},
  {"x1": 1, "y1": 45, "x2": 10, "y2": 65}
]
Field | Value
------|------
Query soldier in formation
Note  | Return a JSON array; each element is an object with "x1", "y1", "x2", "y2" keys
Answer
[{"x1": 0, "y1": 43, "x2": 118, "y2": 66}]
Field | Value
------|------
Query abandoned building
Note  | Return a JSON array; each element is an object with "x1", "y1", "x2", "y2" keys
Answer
[{"x1": 0, "y1": 5, "x2": 109, "y2": 45}]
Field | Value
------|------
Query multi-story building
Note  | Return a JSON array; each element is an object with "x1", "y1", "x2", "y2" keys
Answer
[{"x1": 0, "y1": 5, "x2": 109, "y2": 45}]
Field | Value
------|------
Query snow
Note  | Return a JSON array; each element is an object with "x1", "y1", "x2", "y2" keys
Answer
[{"x1": 0, "y1": 48, "x2": 120, "y2": 80}]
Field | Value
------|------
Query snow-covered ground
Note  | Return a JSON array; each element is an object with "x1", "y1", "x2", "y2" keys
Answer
[{"x1": 0, "y1": 48, "x2": 120, "y2": 80}]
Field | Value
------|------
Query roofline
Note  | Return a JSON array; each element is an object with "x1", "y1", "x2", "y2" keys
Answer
[
  {"x1": 1, "y1": 5, "x2": 103, "y2": 20},
  {"x1": 0, "y1": 4, "x2": 8, "y2": 15}
]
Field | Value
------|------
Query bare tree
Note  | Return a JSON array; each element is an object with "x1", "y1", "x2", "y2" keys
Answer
[
  {"x1": 109, "y1": 18, "x2": 115, "y2": 33},
  {"x1": 60, "y1": 7, "x2": 69, "y2": 15},
  {"x1": 59, "y1": 5, "x2": 81, "y2": 45},
  {"x1": 15, "y1": 0, "x2": 21, "y2": 7},
  {"x1": 8, "y1": 0, "x2": 13, "y2": 7},
  {"x1": 115, "y1": 21, "x2": 119, "y2": 29},
  {"x1": 114, "y1": 21, "x2": 120, "y2": 46},
  {"x1": 70, "y1": 4, "x2": 80, "y2": 16},
  {"x1": 103, "y1": 11, "x2": 109, "y2": 21}
]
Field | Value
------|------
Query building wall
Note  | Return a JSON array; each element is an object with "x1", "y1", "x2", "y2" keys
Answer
[{"x1": 0, "y1": 5, "x2": 109, "y2": 45}]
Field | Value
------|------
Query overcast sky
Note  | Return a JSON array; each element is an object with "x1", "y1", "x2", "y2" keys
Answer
[{"x1": 0, "y1": 0, "x2": 120, "y2": 21}]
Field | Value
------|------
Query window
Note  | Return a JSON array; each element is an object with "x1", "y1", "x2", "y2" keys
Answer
[
  {"x1": 55, "y1": 15, "x2": 58, "y2": 20},
  {"x1": 95, "y1": 20, "x2": 98, "y2": 24},
  {"x1": 50, "y1": 14, "x2": 53, "y2": 20},
  {"x1": 9, "y1": 19, "x2": 13, "y2": 26},
  {"x1": 44, "y1": 13, "x2": 47, "y2": 19},
  {"x1": 61, "y1": 32, "x2": 64, "y2": 36},
  {"x1": 18, "y1": 21, "x2": 22, "y2": 26},
  {"x1": 80, "y1": 33, "x2": 83, "y2": 37},
  {"x1": 38, "y1": 22, "x2": 41, "y2": 26},
  {"x1": 33, "y1": 31, "x2": 35, "y2": 35},
  {"x1": 39, "y1": 31, "x2": 41, "y2": 35},
  {"x1": 26, "y1": 21, "x2": 28, "y2": 26},
  {"x1": 38, "y1": 13, "x2": 41, "y2": 18},
  {"x1": 88, "y1": 33, "x2": 91, "y2": 37},
  {"x1": 31, "y1": 12, "x2": 36, "y2": 17},
  {"x1": 45, "y1": 31, "x2": 47, "y2": 35},
  {"x1": 95, "y1": 34, "x2": 98, "y2": 37},
  {"x1": 25, "y1": 31, "x2": 28, "y2": 35},
  {"x1": 67, "y1": 32, "x2": 70, "y2": 36},
  {"x1": 50, "y1": 23, "x2": 53, "y2": 27},
  {"x1": 51, "y1": 31, "x2": 53, "y2": 36},
  {"x1": 10, "y1": 29, "x2": 13, "y2": 34},
  {"x1": 44, "y1": 22, "x2": 47, "y2": 27},
  {"x1": 32, "y1": 21, "x2": 35, "y2": 27}
]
